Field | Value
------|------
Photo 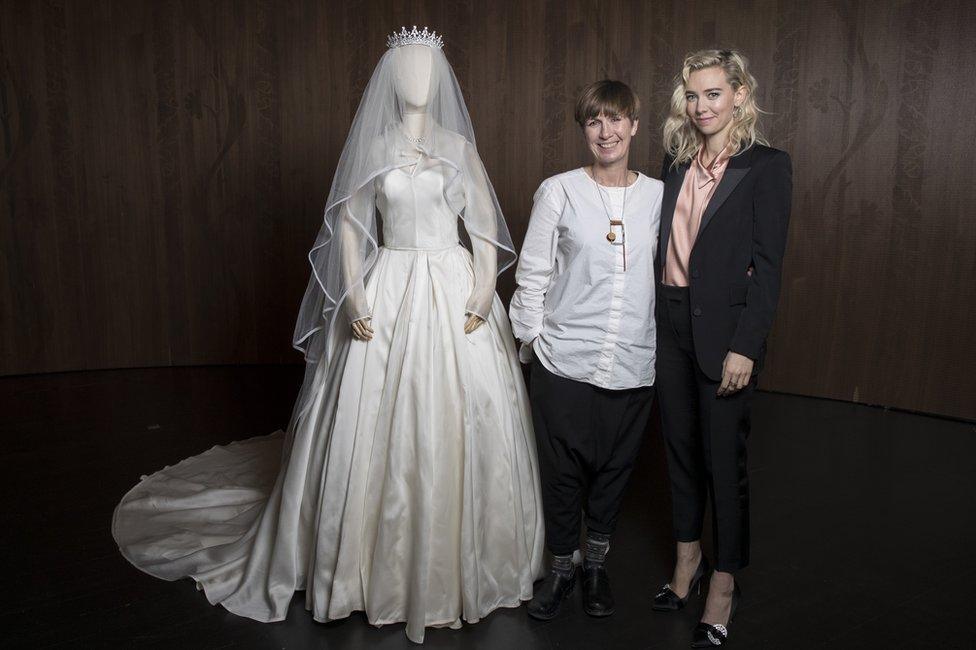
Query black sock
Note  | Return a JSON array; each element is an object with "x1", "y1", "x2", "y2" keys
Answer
[{"x1": 584, "y1": 531, "x2": 610, "y2": 569}]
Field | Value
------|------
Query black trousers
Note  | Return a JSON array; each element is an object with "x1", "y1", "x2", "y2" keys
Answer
[
  {"x1": 656, "y1": 284, "x2": 754, "y2": 572},
  {"x1": 529, "y1": 358, "x2": 654, "y2": 556}
]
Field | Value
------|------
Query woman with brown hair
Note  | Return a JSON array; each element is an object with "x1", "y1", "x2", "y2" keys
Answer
[
  {"x1": 510, "y1": 79, "x2": 663, "y2": 620},
  {"x1": 652, "y1": 50, "x2": 792, "y2": 647}
]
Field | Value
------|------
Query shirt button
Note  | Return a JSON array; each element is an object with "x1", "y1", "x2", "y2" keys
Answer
[{"x1": 693, "y1": 306, "x2": 703, "y2": 316}]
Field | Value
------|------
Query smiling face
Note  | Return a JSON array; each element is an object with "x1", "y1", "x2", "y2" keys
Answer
[
  {"x1": 684, "y1": 66, "x2": 747, "y2": 141},
  {"x1": 583, "y1": 112, "x2": 639, "y2": 167}
]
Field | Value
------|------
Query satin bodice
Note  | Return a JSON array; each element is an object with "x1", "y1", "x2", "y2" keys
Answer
[{"x1": 376, "y1": 159, "x2": 460, "y2": 250}]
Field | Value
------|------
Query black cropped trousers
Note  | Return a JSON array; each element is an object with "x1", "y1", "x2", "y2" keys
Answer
[{"x1": 656, "y1": 284, "x2": 754, "y2": 572}]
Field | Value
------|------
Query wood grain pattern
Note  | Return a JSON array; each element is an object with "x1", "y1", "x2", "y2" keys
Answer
[{"x1": 1, "y1": 0, "x2": 974, "y2": 419}]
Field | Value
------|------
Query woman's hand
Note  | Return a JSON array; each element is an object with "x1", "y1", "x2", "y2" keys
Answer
[
  {"x1": 464, "y1": 314, "x2": 485, "y2": 334},
  {"x1": 351, "y1": 317, "x2": 374, "y2": 341},
  {"x1": 718, "y1": 351, "x2": 753, "y2": 396}
]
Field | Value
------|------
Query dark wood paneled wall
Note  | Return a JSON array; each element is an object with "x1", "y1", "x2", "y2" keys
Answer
[{"x1": 2, "y1": 0, "x2": 974, "y2": 419}]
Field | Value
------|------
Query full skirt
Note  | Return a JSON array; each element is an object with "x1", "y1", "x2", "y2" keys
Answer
[{"x1": 113, "y1": 245, "x2": 545, "y2": 643}]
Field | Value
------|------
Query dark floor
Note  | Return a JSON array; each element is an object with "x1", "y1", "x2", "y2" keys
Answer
[{"x1": 1, "y1": 365, "x2": 974, "y2": 649}]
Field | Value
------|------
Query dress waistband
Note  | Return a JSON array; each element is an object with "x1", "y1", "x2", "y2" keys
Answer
[{"x1": 383, "y1": 242, "x2": 460, "y2": 252}]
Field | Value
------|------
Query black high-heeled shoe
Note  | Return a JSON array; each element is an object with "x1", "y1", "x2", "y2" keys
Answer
[
  {"x1": 691, "y1": 581, "x2": 741, "y2": 647},
  {"x1": 652, "y1": 555, "x2": 710, "y2": 611}
]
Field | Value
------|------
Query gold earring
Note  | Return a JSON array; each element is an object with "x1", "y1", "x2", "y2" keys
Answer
[{"x1": 733, "y1": 105, "x2": 743, "y2": 119}]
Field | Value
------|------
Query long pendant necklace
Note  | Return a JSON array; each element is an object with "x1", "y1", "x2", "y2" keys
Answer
[{"x1": 593, "y1": 168, "x2": 630, "y2": 271}]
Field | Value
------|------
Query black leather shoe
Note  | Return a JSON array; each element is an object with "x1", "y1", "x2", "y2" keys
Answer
[
  {"x1": 526, "y1": 568, "x2": 578, "y2": 620},
  {"x1": 582, "y1": 564, "x2": 615, "y2": 617},
  {"x1": 691, "y1": 581, "x2": 741, "y2": 647},
  {"x1": 653, "y1": 555, "x2": 710, "y2": 612}
]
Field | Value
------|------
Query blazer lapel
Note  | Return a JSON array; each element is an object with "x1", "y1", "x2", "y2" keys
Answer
[
  {"x1": 696, "y1": 149, "x2": 752, "y2": 238},
  {"x1": 658, "y1": 163, "x2": 688, "y2": 264}
]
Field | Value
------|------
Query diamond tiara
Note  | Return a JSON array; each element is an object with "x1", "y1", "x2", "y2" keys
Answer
[{"x1": 386, "y1": 25, "x2": 444, "y2": 50}]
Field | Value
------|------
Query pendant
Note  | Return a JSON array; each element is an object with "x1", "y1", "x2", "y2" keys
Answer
[{"x1": 606, "y1": 232, "x2": 616, "y2": 243}]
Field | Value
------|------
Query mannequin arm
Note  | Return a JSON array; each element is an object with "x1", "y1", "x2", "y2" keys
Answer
[
  {"x1": 339, "y1": 187, "x2": 374, "y2": 332},
  {"x1": 460, "y1": 143, "x2": 498, "y2": 323}
]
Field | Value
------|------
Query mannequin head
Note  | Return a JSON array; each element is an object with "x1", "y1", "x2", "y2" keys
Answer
[{"x1": 393, "y1": 44, "x2": 434, "y2": 112}]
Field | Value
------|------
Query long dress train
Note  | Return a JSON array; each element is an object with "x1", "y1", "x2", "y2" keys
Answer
[{"x1": 113, "y1": 156, "x2": 545, "y2": 643}]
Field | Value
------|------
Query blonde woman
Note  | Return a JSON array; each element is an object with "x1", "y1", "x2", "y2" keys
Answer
[{"x1": 651, "y1": 50, "x2": 791, "y2": 647}]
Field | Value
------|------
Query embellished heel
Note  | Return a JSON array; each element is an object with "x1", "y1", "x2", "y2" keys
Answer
[
  {"x1": 691, "y1": 581, "x2": 741, "y2": 647},
  {"x1": 652, "y1": 555, "x2": 710, "y2": 612}
]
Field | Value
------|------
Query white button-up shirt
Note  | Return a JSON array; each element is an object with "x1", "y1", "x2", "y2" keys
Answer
[{"x1": 510, "y1": 168, "x2": 663, "y2": 390}]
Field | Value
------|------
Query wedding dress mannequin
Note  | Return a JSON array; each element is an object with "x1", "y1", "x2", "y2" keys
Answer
[
  {"x1": 351, "y1": 43, "x2": 484, "y2": 342},
  {"x1": 113, "y1": 27, "x2": 543, "y2": 644}
]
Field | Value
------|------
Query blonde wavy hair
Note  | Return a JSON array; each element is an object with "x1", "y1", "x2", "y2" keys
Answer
[{"x1": 663, "y1": 49, "x2": 768, "y2": 165}]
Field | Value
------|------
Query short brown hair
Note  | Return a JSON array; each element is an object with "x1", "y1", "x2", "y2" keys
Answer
[{"x1": 574, "y1": 79, "x2": 641, "y2": 128}]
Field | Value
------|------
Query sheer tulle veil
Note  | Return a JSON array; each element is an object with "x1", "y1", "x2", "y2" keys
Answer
[{"x1": 288, "y1": 34, "x2": 516, "y2": 425}]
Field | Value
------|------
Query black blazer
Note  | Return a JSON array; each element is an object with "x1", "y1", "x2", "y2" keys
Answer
[{"x1": 656, "y1": 144, "x2": 792, "y2": 381}]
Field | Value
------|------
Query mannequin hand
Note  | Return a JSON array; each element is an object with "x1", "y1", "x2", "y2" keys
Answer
[
  {"x1": 718, "y1": 351, "x2": 754, "y2": 396},
  {"x1": 463, "y1": 314, "x2": 486, "y2": 334},
  {"x1": 351, "y1": 317, "x2": 374, "y2": 341}
]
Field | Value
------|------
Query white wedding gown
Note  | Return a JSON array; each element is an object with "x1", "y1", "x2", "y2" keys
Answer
[{"x1": 113, "y1": 157, "x2": 545, "y2": 643}]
